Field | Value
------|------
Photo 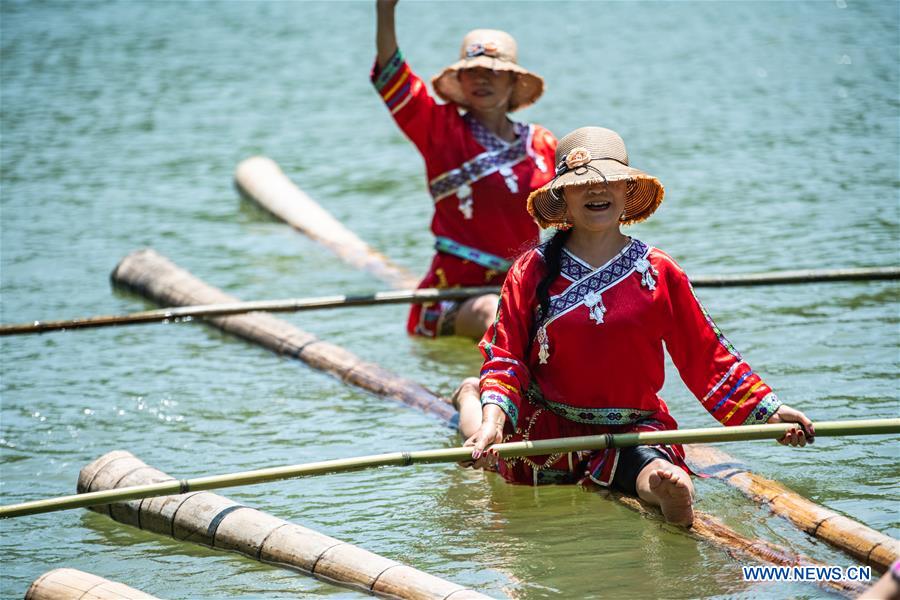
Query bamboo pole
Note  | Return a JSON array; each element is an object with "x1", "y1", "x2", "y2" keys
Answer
[
  {"x1": 109, "y1": 248, "x2": 898, "y2": 572},
  {"x1": 234, "y1": 156, "x2": 420, "y2": 289},
  {"x1": 25, "y1": 568, "x2": 159, "y2": 600},
  {"x1": 65, "y1": 451, "x2": 487, "y2": 600},
  {"x1": 2, "y1": 420, "x2": 897, "y2": 520},
  {"x1": 110, "y1": 249, "x2": 454, "y2": 422},
  {"x1": 690, "y1": 266, "x2": 900, "y2": 287},
  {"x1": 0, "y1": 287, "x2": 498, "y2": 336}
]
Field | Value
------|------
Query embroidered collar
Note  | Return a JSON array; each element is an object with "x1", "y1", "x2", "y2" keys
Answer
[
  {"x1": 542, "y1": 239, "x2": 649, "y2": 326},
  {"x1": 463, "y1": 113, "x2": 528, "y2": 153}
]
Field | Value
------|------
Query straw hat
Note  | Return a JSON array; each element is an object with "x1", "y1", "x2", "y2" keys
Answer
[
  {"x1": 431, "y1": 29, "x2": 544, "y2": 112},
  {"x1": 527, "y1": 127, "x2": 664, "y2": 228}
]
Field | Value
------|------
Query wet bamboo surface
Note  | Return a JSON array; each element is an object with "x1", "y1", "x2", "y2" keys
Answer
[
  {"x1": 234, "y1": 156, "x2": 420, "y2": 290},
  {"x1": 111, "y1": 248, "x2": 454, "y2": 422},
  {"x1": 78, "y1": 451, "x2": 487, "y2": 600},
  {"x1": 25, "y1": 569, "x2": 158, "y2": 600},
  {"x1": 110, "y1": 248, "x2": 896, "y2": 581},
  {"x1": 685, "y1": 444, "x2": 898, "y2": 571}
]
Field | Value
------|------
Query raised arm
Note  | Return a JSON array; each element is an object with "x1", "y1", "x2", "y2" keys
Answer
[{"x1": 375, "y1": 0, "x2": 399, "y2": 69}]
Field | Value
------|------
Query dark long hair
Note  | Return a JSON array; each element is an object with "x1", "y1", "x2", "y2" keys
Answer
[{"x1": 534, "y1": 227, "x2": 572, "y2": 328}]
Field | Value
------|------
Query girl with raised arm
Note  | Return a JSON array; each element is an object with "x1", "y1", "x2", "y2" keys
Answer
[{"x1": 373, "y1": 0, "x2": 556, "y2": 339}]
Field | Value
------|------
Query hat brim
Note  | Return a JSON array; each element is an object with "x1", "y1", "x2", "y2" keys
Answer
[
  {"x1": 527, "y1": 159, "x2": 665, "y2": 229},
  {"x1": 431, "y1": 56, "x2": 544, "y2": 112}
]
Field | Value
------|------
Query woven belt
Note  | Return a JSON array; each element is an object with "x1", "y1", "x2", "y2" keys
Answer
[{"x1": 434, "y1": 236, "x2": 512, "y2": 271}]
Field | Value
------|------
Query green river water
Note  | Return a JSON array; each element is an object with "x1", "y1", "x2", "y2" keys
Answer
[{"x1": 1, "y1": 1, "x2": 897, "y2": 598}]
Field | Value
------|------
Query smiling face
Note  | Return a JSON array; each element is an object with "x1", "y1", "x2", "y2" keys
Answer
[
  {"x1": 563, "y1": 179, "x2": 628, "y2": 232},
  {"x1": 457, "y1": 67, "x2": 515, "y2": 112}
]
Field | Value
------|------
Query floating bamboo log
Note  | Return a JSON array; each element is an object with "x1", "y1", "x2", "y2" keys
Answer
[
  {"x1": 110, "y1": 249, "x2": 898, "y2": 573},
  {"x1": 110, "y1": 249, "x2": 453, "y2": 422},
  {"x1": 686, "y1": 444, "x2": 899, "y2": 571},
  {"x1": 5, "y1": 420, "x2": 897, "y2": 520},
  {"x1": 77, "y1": 451, "x2": 487, "y2": 600},
  {"x1": 234, "y1": 156, "x2": 419, "y2": 289},
  {"x1": 25, "y1": 568, "x2": 158, "y2": 600}
]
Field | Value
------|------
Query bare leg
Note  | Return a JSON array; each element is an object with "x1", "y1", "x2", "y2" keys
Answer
[
  {"x1": 450, "y1": 377, "x2": 482, "y2": 438},
  {"x1": 453, "y1": 293, "x2": 499, "y2": 340},
  {"x1": 635, "y1": 459, "x2": 695, "y2": 527}
]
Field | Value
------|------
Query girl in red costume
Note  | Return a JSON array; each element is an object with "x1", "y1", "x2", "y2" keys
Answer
[
  {"x1": 373, "y1": 0, "x2": 556, "y2": 338},
  {"x1": 456, "y1": 127, "x2": 814, "y2": 527}
]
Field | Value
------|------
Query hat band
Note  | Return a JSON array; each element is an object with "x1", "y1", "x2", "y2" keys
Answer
[{"x1": 554, "y1": 156, "x2": 628, "y2": 177}]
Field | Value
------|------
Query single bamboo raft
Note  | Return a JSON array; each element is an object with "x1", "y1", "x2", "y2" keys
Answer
[
  {"x1": 110, "y1": 249, "x2": 897, "y2": 574},
  {"x1": 25, "y1": 569, "x2": 158, "y2": 600},
  {"x1": 78, "y1": 451, "x2": 487, "y2": 600},
  {"x1": 234, "y1": 156, "x2": 419, "y2": 289},
  {"x1": 111, "y1": 249, "x2": 453, "y2": 422}
]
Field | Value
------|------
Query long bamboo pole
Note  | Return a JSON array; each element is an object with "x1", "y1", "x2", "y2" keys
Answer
[
  {"x1": 0, "y1": 287, "x2": 498, "y2": 336},
  {"x1": 690, "y1": 266, "x2": 900, "y2": 287},
  {"x1": 110, "y1": 248, "x2": 899, "y2": 571},
  {"x1": 3, "y1": 419, "x2": 897, "y2": 519},
  {"x1": 5, "y1": 264, "x2": 898, "y2": 335}
]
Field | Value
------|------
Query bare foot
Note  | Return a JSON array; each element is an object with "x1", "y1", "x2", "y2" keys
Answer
[
  {"x1": 450, "y1": 377, "x2": 480, "y2": 411},
  {"x1": 648, "y1": 469, "x2": 694, "y2": 527}
]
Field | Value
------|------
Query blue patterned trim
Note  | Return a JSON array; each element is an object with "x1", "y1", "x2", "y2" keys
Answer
[
  {"x1": 481, "y1": 391, "x2": 519, "y2": 429},
  {"x1": 435, "y1": 236, "x2": 512, "y2": 271},
  {"x1": 428, "y1": 124, "x2": 532, "y2": 201},
  {"x1": 559, "y1": 250, "x2": 594, "y2": 282},
  {"x1": 540, "y1": 239, "x2": 648, "y2": 329},
  {"x1": 464, "y1": 113, "x2": 528, "y2": 152},
  {"x1": 711, "y1": 370, "x2": 753, "y2": 413},
  {"x1": 688, "y1": 282, "x2": 741, "y2": 359},
  {"x1": 526, "y1": 384, "x2": 654, "y2": 425},
  {"x1": 374, "y1": 49, "x2": 404, "y2": 90},
  {"x1": 742, "y1": 393, "x2": 782, "y2": 425}
]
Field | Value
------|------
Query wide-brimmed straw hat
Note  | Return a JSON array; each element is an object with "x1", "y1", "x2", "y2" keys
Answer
[
  {"x1": 431, "y1": 29, "x2": 544, "y2": 112},
  {"x1": 527, "y1": 127, "x2": 664, "y2": 228}
]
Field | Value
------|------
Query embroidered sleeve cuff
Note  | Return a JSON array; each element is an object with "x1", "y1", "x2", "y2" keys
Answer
[
  {"x1": 741, "y1": 393, "x2": 782, "y2": 425},
  {"x1": 480, "y1": 391, "x2": 518, "y2": 430},
  {"x1": 371, "y1": 48, "x2": 404, "y2": 89}
]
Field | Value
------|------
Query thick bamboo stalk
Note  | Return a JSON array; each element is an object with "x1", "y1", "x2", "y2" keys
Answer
[
  {"x1": 109, "y1": 248, "x2": 897, "y2": 573},
  {"x1": 234, "y1": 156, "x2": 419, "y2": 289},
  {"x1": 110, "y1": 249, "x2": 453, "y2": 422},
  {"x1": 685, "y1": 444, "x2": 899, "y2": 571},
  {"x1": 73, "y1": 451, "x2": 487, "y2": 600},
  {"x1": 3, "y1": 420, "x2": 897, "y2": 519},
  {"x1": 0, "y1": 287, "x2": 498, "y2": 336},
  {"x1": 25, "y1": 568, "x2": 158, "y2": 600}
]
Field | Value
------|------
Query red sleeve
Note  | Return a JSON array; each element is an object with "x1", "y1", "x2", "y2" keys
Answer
[
  {"x1": 371, "y1": 48, "x2": 437, "y2": 156},
  {"x1": 660, "y1": 254, "x2": 782, "y2": 426},
  {"x1": 477, "y1": 255, "x2": 538, "y2": 430}
]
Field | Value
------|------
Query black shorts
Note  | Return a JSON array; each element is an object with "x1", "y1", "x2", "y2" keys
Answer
[{"x1": 611, "y1": 446, "x2": 671, "y2": 496}]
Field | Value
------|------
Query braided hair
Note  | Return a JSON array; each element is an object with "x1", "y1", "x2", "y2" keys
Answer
[{"x1": 534, "y1": 227, "x2": 572, "y2": 327}]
